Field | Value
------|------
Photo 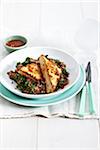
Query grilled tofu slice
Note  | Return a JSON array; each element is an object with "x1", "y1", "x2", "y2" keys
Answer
[
  {"x1": 39, "y1": 55, "x2": 62, "y2": 93},
  {"x1": 17, "y1": 62, "x2": 42, "y2": 80}
]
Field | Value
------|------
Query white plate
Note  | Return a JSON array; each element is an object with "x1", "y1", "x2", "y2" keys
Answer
[{"x1": 0, "y1": 47, "x2": 80, "y2": 98}]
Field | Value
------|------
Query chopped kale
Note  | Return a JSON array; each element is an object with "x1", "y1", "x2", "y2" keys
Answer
[
  {"x1": 15, "y1": 75, "x2": 36, "y2": 93},
  {"x1": 62, "y1": 68, "x2": 69, "y2": 77},
  {"x1": 31, "y1": 83, "x2": 35, "y2": 88},
  {"x1": 16, "y1": 57, "x2": 33, "y2": 67},
  {"x1": 22, "y1": 57, "x2": 32, "y2": 66},
  {"x1": 16, "y1": 62, "x2": 21, "y2": 67},
  {"x1": 56, "y1": 78, "x2": 65, "y2": 89},
  {"x1": 54, "y1": 59, "x2": 61, "y2": 65},
  {"x1": 45, "y1": 55, "x2": 48, "y2": 58}
]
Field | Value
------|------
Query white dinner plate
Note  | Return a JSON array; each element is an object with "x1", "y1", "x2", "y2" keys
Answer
[{"x1": 0, "y1": 47, "x2": 80, "y2": 99}]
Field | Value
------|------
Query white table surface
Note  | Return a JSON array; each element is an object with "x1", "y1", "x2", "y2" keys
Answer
[
  {"x1": 0, "y1": 0, "x2": 100, "y2": 149},
  {"x1": 0, "y1": 118, "x2": 100, "y2": 150}
]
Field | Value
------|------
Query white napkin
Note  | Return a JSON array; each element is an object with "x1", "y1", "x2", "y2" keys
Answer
[{"x1": 0, "y1": 47, "x2": 99, "y2": 119}]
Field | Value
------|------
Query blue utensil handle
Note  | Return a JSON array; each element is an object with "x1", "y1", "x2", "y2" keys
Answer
[
  {"x1": 87, "y1": 82, "x2": 96, "y2": 114},
  {"x1": 79, "y1": 85, "x2": 86, "y2": 117}
]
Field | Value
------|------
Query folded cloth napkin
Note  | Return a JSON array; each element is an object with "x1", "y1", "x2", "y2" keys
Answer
[
  {"x1": 0, "y1": 46, "x2": 99, "y2": 119},
  {"x1": 0, "y1": 94, "x2": 99, "y2": 119}
]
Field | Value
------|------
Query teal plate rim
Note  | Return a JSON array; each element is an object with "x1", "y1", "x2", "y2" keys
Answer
[{"x1": 0, "y1": 66, "x2": 85, "y2": 107}]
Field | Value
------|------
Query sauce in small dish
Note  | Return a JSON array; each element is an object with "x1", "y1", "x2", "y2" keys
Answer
[
  {"x1": 6, "y1": 40, "x2": 25, "y2": 47},
  {"x1": 4, "y1": 35, "x2": 28, "y2": 53}
]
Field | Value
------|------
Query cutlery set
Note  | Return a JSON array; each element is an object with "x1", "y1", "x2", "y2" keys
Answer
[{"x1": 79, "y1": 62, "x2": 96, "y2": 117}]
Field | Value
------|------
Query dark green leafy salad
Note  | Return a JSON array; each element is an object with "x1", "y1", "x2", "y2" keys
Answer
[{"x1": 7, "y1": 55, "x2": 69, "y2": 94}]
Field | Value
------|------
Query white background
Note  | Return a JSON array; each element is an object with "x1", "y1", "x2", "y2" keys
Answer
[{"x1": 0, "y1": 0, "x2": 100, "y2": 149}]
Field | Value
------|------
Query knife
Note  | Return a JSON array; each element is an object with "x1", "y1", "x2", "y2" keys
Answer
[{"x1": 79, "y1": 62, "x2": 96, "y2": 116}]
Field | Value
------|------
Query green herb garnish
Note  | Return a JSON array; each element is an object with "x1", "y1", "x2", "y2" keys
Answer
[
  {"x1": 45, "y1": 55, "x2": 48, "y2": 58},
  {"x1": 54, "y1": 59, "x2": 61, "y2": 65},
  {"x1": 16, "y1": 62, "x2": 20, "y2": 67},
  {"x1": 62, "y1": 68, "x2": 69, "y2": 76},
  {"x1": 22, "y1": 57, "x2": 31, "y2": 66}
]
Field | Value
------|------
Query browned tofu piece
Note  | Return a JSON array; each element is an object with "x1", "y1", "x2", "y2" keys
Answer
[
  {"x1": 17, "y1": 62, "x2": 42, "y2": 80},
  {"x1": 39, "y1": 55, "x2": 62, "y2": 93}
]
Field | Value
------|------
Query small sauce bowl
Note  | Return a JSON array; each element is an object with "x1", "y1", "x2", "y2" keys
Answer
[{"x1": 4, "y1": 35, "x2": 28, "y2": 53}]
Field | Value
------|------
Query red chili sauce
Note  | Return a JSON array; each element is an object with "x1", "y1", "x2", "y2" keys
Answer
[{"x1": 6, "y1": 40, "x2": 25, "y2": 47}]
